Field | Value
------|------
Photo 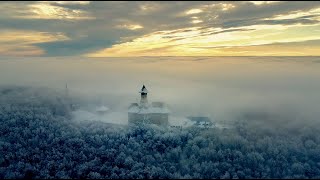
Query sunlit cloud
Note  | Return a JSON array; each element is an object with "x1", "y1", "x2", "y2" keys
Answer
[
  {"x1": 0, "y1": 30, "x2": 69, "y2": 44},
  {"x1": 86, "y1": 27, "x2": 202, "y2": 57},
  {"x1": 204, "y1": 40, "x2": 320, "y2": 56},
  {"x1": 54, "y1": 1, "x2": 91, "y2": 5},
  {"x1": 139, "y1": 3, "x2": 160, "y2": 13},
  {"x1": 198, "y1": 2, "x2": 236, "y2": 12},
  {"x1": 265, "y1": 7, "x2": 320, "y2": 21},
  {"x1": 250, "y1": 1, "x2": 280, "y2": 6},
  {"x1": 87, "y1": 21, "x2": 320, "y2": 57},
  {"x1": 0, "y1": 1, "x2": 320, "y2": 57},
  {"x1": 191, "y1": 20, "x2": 203, "y2": 24},
  {"x1": 221, "y1": 3, "x2": 236, "y2": 11},
  {"x1": 185, "y1": 9, "x2": 203, "y2": 15},
  {"x1": 117, "y1": 24, "x2": 144, "y2": 30},
  {"x1": 13, "y1": 2, "x2": 94, "y2": 20},
  {"x1": 0, "y1": 30, "x2": 69, "y2": 56}
]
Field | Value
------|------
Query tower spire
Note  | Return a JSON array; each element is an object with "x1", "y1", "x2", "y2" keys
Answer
[
  {"x1": 65, "y1": 83, "x2": 69, "y2": 98},
  {"x1": 139, "y1": 84, "x2": 148, "y2": 107}
]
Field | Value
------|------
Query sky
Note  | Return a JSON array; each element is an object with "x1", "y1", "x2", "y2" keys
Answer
[{"x1": 1, "y1": 1, "x2": 320, "y2": 57}]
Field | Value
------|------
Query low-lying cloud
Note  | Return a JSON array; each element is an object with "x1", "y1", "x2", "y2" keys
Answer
[{"x1": 1, "y1": 56, "x2": 319, "y2": 131}]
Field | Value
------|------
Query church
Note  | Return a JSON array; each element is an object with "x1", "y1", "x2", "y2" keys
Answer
[{"x1": 128, "y1": 85, "x2": 169, "y2": 127}]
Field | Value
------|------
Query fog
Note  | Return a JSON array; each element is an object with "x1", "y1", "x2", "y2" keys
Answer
[
  {"x1": 2, "y1": 56, "x2": 320, "y2": 178},
  {"x1": 1, "y1": 56, "x2": 320, "y2": 128}
]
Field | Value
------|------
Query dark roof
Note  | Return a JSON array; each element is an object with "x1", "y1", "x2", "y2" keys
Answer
[{"x1": 139, "y1": 84, "x2": 148, "y2": 93}]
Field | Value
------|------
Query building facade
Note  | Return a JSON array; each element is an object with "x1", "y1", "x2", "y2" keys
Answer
[{"x1": 128, "y1": 85, "x2": 169, "y2": 127}]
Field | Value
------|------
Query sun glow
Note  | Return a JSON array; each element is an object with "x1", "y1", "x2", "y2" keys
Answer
[{"x1": 87, "y1": 22, "x2": 320, "y2": 57}]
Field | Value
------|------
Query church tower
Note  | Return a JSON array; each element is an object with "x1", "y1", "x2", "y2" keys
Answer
[
  {"x1": 139, "y1": 85, "x2": 148, "y2": 108},
  {"x1": 65, "y1": 83, "x2": 69, "y2": 99},
  {"x1": 128, "y1": 84, "x2": 169, "y2": 126}
]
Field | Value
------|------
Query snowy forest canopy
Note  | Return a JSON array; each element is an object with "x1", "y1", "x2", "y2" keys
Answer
[{"x1": 1, "y1": 86, "x2": 320, "y2": 179}]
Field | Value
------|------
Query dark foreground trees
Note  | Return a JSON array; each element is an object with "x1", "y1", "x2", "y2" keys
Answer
[{"x1": 1, "y1": 86, "x2": 320, "y2": 179}]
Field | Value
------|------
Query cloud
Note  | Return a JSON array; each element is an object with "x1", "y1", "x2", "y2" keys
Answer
[
  {"x1": 1, "y1": 56, "x2": 320, "y2": 130},
  {"x1": 189, "y1": 39, "x2": 320, "y2": 56},
  {"x1": 185, "y1": 9, "x2": 203, "y2": 15},
  {"x1": 0, "y1": 30, "x2": 69, "y2": 56},
  {"x1": 0, "y1": 1, "x2": 94, "y2": 20},
  {"x1": 249, "y1": 1, "x2": 280, "y2": 6},
  {"x1": 87, "y1": 22, "x2": 320, "y2": 57},
  {"x1": 54, "y1": 1, "x2": 91, "y2": 5},
  {"x1": 34, "y1": 37, "x2": 115, "y2": 56},
  {"x1": 117, "y1": 24, "x2": 144, "y2": 30},
  {"x1": 0, "y1": 1, "x2": 320, "y2": 56}
]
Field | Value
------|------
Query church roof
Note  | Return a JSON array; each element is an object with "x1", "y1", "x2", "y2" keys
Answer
[{"x1": 139, "y1": 85, "x2": 148, "y2": 93}]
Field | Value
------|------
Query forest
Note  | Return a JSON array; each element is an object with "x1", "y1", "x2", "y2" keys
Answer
[{"x1": 1, "y1": 86, "x2": 320, "y2": 179}]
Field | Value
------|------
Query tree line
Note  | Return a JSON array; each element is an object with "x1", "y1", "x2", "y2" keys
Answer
[{"x1": 0, "y1": 86, "x2": 320, "y2": 179}]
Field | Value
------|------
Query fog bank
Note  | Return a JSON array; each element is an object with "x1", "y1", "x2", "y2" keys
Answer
[{"x1": 1, "y1": 56, "x2": 319, "y2": 129}]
